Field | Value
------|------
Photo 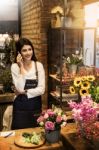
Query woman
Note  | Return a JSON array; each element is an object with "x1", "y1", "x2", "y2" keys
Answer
[{"x1": 11, "y1": 38, "x2": 45, "y2": 130}]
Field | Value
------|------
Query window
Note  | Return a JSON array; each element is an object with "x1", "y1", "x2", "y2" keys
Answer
[{"x1": 0, "y1": 0, "x2": 20, "y2": 34}]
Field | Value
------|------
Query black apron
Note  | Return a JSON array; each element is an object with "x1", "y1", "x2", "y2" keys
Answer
[{"x1": 11, "y1": 63, "x2": 42, "y2": 130}]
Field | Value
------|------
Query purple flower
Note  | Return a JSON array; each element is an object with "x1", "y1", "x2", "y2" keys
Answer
[{"x1": 45, "y1": 121, "x2": 55, "y2": 131}]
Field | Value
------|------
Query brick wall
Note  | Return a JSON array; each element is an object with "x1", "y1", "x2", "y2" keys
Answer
[{"x1": 20, "y1": 0, "x2": 84, "y2": 108}]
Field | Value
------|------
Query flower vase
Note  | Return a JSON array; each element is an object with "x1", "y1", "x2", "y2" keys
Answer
[
  {"x1": 61, "y1": 17, "x2": 73, "y2": 27},
  {"x1": 45, "y1": 129, "x2": 60, "y2": 143},
  {"x1": 69, "y1": 64, "x2": 77, "y2": 76},
  {"x1": 93, "y1": 138, "x2": 99, "y2": 150},
  {"x1": 76, "y1": 121, "x2": 86, "y2": 139}
]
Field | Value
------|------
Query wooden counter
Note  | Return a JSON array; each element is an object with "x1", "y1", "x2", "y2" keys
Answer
[
  {"x1": 61, "y1": 124, "x2": 95, "y2": 150},
  {"x1": 0, "y1": 127, "x2": 64, "y2": 150},
  {"x1": 61, "y1": 133, "x2": 96, "y2": 150},
  {"x1": 0, "y1": 121, "x2": 96, "y2": 150},
  {"x1": 0, "y1": 123, "x2": 77, "y2": 150}
]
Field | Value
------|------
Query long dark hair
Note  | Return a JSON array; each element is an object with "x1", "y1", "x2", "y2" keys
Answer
[{"x1": 15, "y1": 38, "x2": 37, "y2": 62}]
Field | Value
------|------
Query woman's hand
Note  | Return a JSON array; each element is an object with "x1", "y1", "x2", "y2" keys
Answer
[
  {"x1": 16, "y1": 53, "x2": 26, "y2": 75},
  {"x1": 16, "y1": 53, "x2": 23, "y2": 67},
  {"x1": 12, "y1": 85, "x2": 26, "y2": 96}
]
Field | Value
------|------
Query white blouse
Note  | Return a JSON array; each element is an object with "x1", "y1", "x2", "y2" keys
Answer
[{"x1": 11, "y1": 61, "x2": 45, "y2": 99}]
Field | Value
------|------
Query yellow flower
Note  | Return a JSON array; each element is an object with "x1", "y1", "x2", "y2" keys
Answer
[
  {"x1": 74, "y1": 77, "x2": 81, "y2": 87},
  {"x1": 81, "y1": 81, "x2": 90, "y2": 89},
  {"x1": 81, "y1": 76, "x2": 87, "y2": 81},
  {"x1": 69, "y1": 86, "x2": 76, "y2": 94},
  {"x1": 87, "y1": 75, "x2": 95, "y2": 82},
  {"x1": 79, "y1": 88, "x2": 89, "y2": 96}
]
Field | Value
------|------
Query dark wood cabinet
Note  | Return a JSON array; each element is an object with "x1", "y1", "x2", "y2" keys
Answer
[{"x1": 48, "y1": 27, "x2": 83, "y2": 109}]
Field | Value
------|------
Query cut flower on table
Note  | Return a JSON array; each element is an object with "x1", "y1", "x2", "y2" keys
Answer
[
  {"x1": 37, "y1": 105, "x2": 67, "y2": 131},
  {"x1": 69, "y1": 96, "x2": 99, "y2": 140}
]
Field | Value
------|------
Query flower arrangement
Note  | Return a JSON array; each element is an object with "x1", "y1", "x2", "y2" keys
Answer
[
  {"x1": 37, "y1": 105, "x2": 67, "y2": 131},
  {"x1": 69, "y1": 75, "x2": 96, "y2": 98},
  {"x1": 65, "y1": 53, "x2": 82, "y2": 65},
  {"x1": 69, "y1": 96, "x2": 99, "y2": 140}
]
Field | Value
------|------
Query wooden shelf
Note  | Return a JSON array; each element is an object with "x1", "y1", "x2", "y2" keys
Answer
[
  {"x1": 49, "y1": 74, "x2": 60, "y2": 82},
  {"x1": 49, "y1": 74, "x2": 73, "y2": 83},
  {"x1": 50, "y1": 91, "x2": 78, "y2": 102},
  {"x1": 0, "y1": 93, "x2": 15, "y2": 103}
]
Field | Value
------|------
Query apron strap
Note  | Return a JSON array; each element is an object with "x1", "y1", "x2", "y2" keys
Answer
[{"x1": 35, "y1": 61, "x2": 38, "y2": 81}]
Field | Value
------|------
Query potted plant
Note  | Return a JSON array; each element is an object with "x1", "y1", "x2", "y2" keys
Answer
[
  {"x1": 64, "y1": 52, "x2": 82, "y2": 75},
  {"x1": 37, "y1": 105, "x2": 67, "y2": 143}
]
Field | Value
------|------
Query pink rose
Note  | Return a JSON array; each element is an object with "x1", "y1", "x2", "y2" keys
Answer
[
  {"x1": 56, "y1": 116, "x2": 62, "y2": 123},
  {"x1": 47, "y1": 109, "x2": 52, "y2": 113},
  {"x1": 47, "y1": 109, "x2": 55, "y2": 116},
  {"x1": 44, "y1": 113, "x2": 49, "y2": 119},
  {"x1": 45, "y1": 121, "x2": 55, "y2": 131},
  {"x1": 37, "y1": 116, "x2": 44, "y2": 123}
]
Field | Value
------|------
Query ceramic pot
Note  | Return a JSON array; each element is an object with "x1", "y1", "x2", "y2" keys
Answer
[{"x1": 45, "y1": 129, "x2": 60, "y2": 143}]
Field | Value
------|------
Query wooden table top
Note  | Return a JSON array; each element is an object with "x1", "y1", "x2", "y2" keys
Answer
[
  {"x1": 0, "y1": 127, "x2": 64, "y2": 150},
  {"x1": 61, "y1": 124, "x2": 96, "y2": 150},
  {"x1": 1, "y1": 120, "x2": 94, "y2": 150},
  {"x1": 62, "y1": 133, "x2": 96, "y2": 150},
  {"x1": 1, "y1": 123, "x2": 92, "y2": 150}
]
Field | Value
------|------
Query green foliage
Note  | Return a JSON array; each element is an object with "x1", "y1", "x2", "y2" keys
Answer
[
  {"x1": 89, "y1": 80, "x2": 99, "y2": 103},
  {"x1": 0, "y1": 34, "x2": 17, "y2": 93},
  {"x1": 4, "y1": 36, "x2": 16, "y2": 65},
  {"x1": 0, "y1": 68, "x2": 13, "y2": 93},
  {"x1": 90, "y1": 86, "x2": 99, "y2": 103}
]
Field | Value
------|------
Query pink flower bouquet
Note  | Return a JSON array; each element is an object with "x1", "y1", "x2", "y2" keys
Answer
[
  {"x1": 69, "y1": 96, "x2": 99, "y2": 140},
  {"x1": 37, "y1": 105, "x2": 67, "y2": 131}
]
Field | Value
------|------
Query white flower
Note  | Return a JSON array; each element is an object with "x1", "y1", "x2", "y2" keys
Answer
[
  {"x1": 62, "y1": 114, "x2": 67, "y2": 121},
  {"x1": 61, "y1": 122, "x2": 67, "y2": 127},
  {"x1": 39, "y1": 122, "x2": 44, "y2": 126},
  {"x1": 66, "y1": 57, "x2": 71, "y2": 63}
]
